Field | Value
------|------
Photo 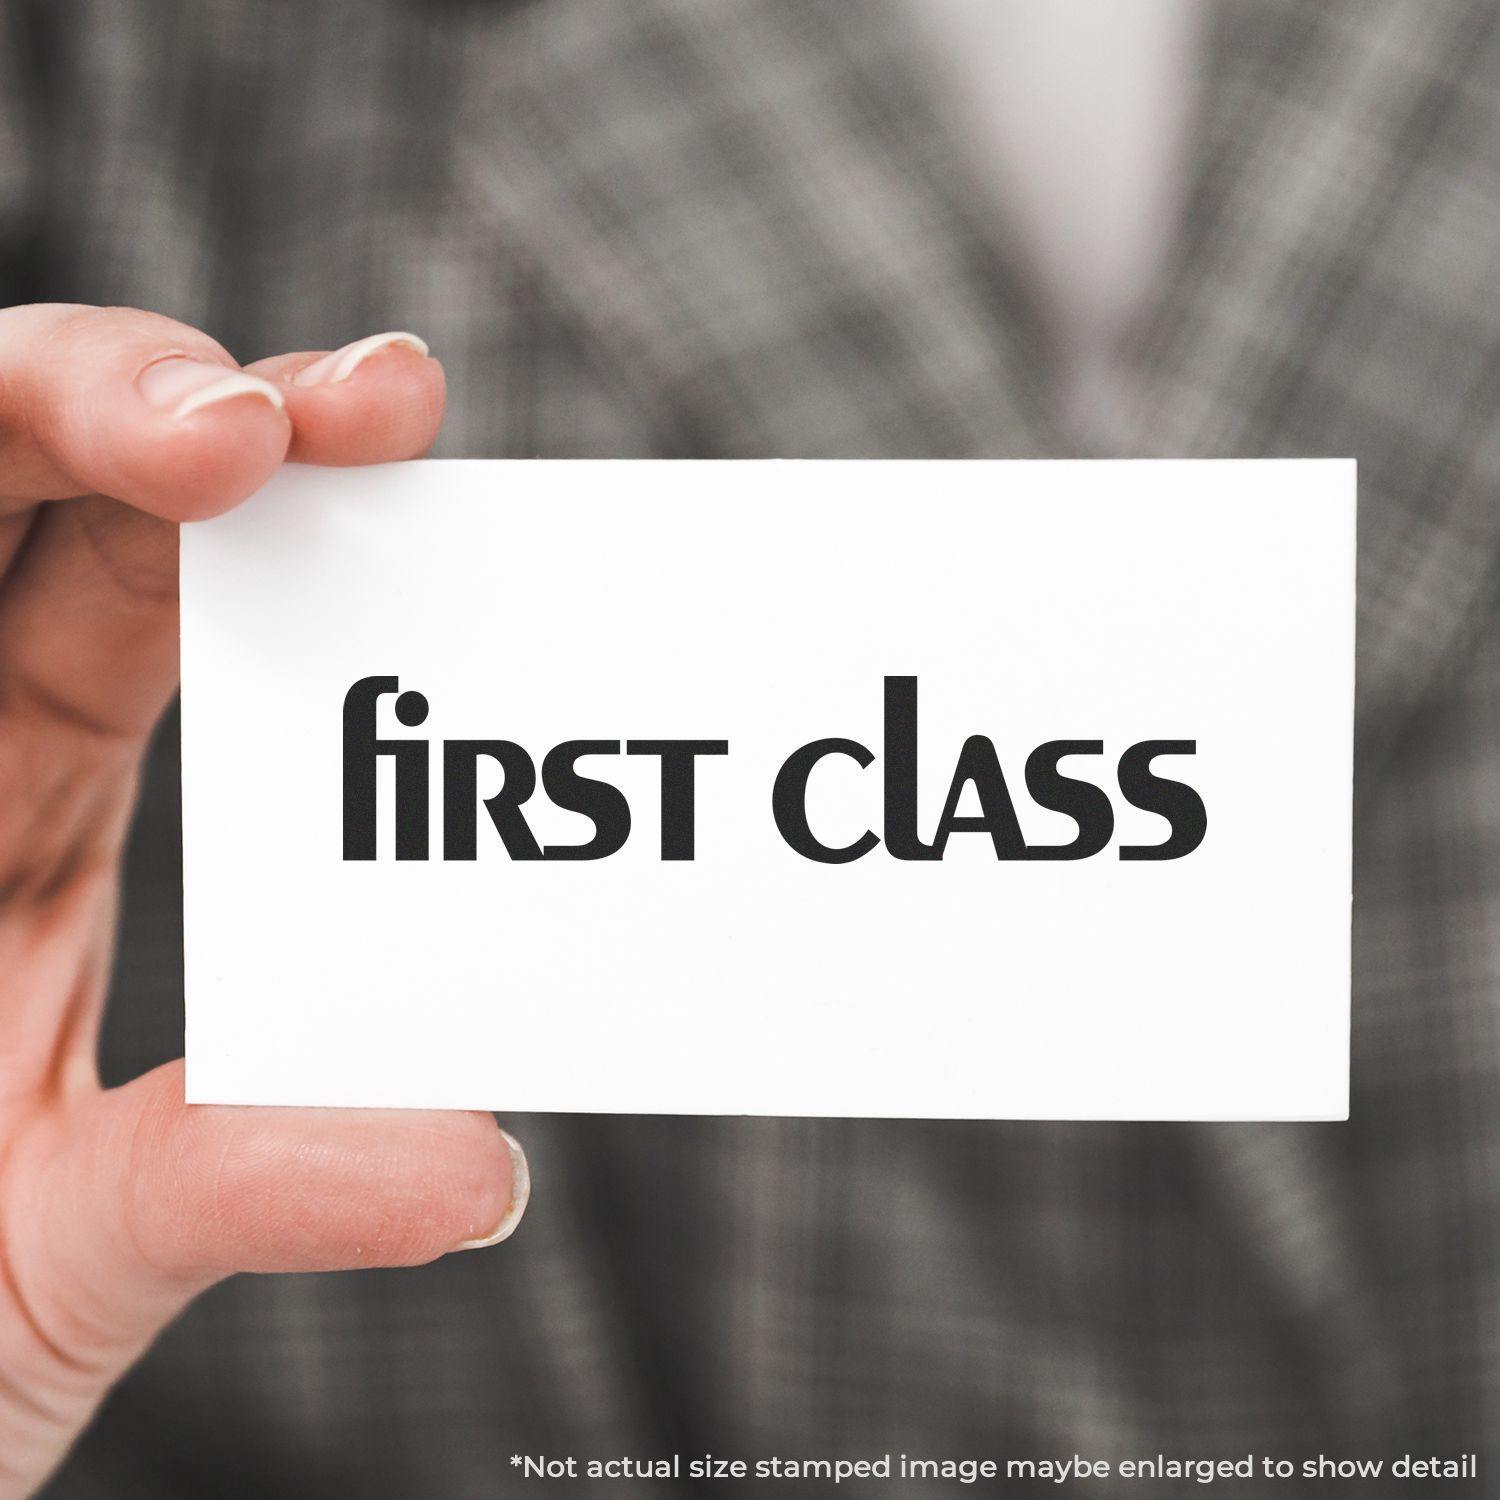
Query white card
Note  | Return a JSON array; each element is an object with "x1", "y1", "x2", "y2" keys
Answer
[{"x1": 180, "y1": 459, "x2": 1354, "y2": 1119}]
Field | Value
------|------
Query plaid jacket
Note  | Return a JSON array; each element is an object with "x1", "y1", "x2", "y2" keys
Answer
[{"x1": 6, "y1": 0, "x2": 1497, "y2": 1493}]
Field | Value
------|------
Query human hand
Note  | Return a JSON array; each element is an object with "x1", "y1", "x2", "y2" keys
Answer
[{"x1": 0, "y1": 306, "x2": 527, "y2": 1496}]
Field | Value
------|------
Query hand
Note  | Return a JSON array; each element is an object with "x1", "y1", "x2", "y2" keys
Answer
[{"x1": 0, "y1": 306, "x2": 527, "y2": 1496}]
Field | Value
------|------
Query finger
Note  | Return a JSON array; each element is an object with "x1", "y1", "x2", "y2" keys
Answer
[
  {"x1": 246, "y1": 331, "x2": 445, "y2": 466},
  {"x1": 0, "y1": 303, "x2": 290, "y2": 520},
  {"x1": 3, "y1": 1060, "x2": 527, "y2": 1373}
]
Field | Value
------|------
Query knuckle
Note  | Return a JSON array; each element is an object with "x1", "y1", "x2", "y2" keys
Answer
[
  {"x1": 17, "y1": 302, "x2": 224, "y2": 374},
  {"x1": 31, "y1": 304, "x2": 130, "y2": 369}
]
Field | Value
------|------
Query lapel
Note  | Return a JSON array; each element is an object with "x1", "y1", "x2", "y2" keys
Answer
[
  {"x1": 453, "y1": 0, "x2": 1062, "y2": 459},
  {"x1": 1126, "y1": 0, "x2": 1500, "y2": 787},
  {"x1": 1118, "y1": 0, "x2": 1500, "y2": 1404}
]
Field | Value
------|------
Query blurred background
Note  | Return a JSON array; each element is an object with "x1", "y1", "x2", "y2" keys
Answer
[{"x1": 5, "y1": 0, "x2": 1497, "y2": 1492}]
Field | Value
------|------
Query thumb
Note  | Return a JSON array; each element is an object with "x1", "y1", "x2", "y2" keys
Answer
[{"x1": 0, "y1": 1061, "x2": 525, "y2": 1484}]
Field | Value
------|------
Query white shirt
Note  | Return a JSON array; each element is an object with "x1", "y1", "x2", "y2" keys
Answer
[{"x1": 911, "y1": 0, "x2": 1201, "y2": 432}]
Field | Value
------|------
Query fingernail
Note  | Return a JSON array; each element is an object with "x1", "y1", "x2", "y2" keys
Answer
[
  {"x1": 137, "y1": 356, "x2": 286, "y2": 419},
  {"x1": 456, "y1": 1129, "x2": 530, "y2": 1250},
  {"x1": 292, "y1": 331, "x2": 430, "y2": 387}
]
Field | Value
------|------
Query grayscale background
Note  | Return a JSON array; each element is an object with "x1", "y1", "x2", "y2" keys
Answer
[{"x1": 2, "y1": 0, "x2": 1495, "y2": 1493}]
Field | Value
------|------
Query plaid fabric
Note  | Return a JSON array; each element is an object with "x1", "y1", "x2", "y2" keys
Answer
[{"x1": 1, "y1": 0, "x2": 1494, "y2": 1492}]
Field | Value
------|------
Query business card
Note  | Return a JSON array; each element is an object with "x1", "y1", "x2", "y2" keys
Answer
[{"x1": 180, "y1": 459, "x2": 1354, "y2": 1118}]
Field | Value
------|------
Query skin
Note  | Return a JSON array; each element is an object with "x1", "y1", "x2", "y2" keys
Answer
[{"x1": 0, "y1": 304, "x2": 522, "y2": 1495}]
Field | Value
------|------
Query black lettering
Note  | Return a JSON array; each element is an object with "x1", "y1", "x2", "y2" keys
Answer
[
  {"x1": 443, "y1": 740, "x2": 543, "y2": 860},
  {"x1": 626, "y1": 740, "x2": 729, "y2": 860},
  {"x1": 931, "y1": 735, "x2": 1027, "y2": 858},
  {"x1": 342, "y1": 675, "x2": 429, "y2": 860},
  {"x1": 772, "y1": 738, "x2": 879, "y2": 863},
  {"x1": 541, "y1": 741, "x2": 631, "y2": 860},
  {"x1": 1023, "y1": 740, "x2": 1113, "y2": 860},
  {"x1": 883, "y1": 675, "x2": 939, "y2": 859},
  {"x1": 1117, "y1": 740, "x2": 1206, "y2": 860}
]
